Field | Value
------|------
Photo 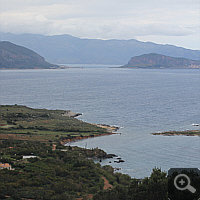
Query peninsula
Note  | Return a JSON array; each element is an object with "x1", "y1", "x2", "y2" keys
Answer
[
  {"x1": 0, "y1": 105, "x2": 116, "y2": 143},
  {"x1": 151, "y1": 130, "x2": 200, "y2": 136},
  {"x1": 121, "y1": 53, "x2": 200, "y2": 69}
]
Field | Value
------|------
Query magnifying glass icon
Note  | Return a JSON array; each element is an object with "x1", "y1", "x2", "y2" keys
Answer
[{"x1": 174, "y1": 174, "x2": 196, "y2": 193}]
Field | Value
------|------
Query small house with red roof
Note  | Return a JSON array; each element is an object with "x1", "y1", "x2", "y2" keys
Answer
[{"x1": 0, "y1": 163, "x2": 13, "y2": 170}]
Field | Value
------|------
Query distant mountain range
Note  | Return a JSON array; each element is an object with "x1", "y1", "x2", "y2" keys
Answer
[
  {"x1": 0, "y1": 32, "x2": 199, "y2": 65},
  {"x1": 121, "y1": 53, "x2": 200, "y2": 69},
  {"x1": 1, "y1": 41, "x2": 199, "y2": 70},
  {"x1": 0, "y1": 41, "x2": 58, "y2": 69}
]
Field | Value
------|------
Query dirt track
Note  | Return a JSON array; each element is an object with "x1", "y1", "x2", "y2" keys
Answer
[{"x1": 101, "y1": 176, "x2": 113, "y2": 190}]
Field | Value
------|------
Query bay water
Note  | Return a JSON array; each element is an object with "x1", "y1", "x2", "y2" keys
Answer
[{"x1": 0, "y1": 66, "x2": 199, "y2": 178}]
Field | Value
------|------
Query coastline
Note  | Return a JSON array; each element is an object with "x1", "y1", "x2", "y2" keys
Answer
[
  {"x1": 91, "y1": 123, "x2": 119, "y2": 132},
  {"x1": 0, "y1": 66, "x2": 83, "y2": 70},
  {"x1": 61, "y1": 131, "x2": 116, "y2": 145},
  {"x1": 0, "y1": 105, "x2": 120, "y2": 144},
  {"x1": 61, "y1": 124, "x2": 120, "y2": 145}
]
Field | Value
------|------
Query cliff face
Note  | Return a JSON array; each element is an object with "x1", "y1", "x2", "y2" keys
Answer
[
  {"x1": 0, "y1": 41, "x2": 58, "y2": 69},
  {"x1": 122, "y1": 53, "x2": 200, "y2": 69}
]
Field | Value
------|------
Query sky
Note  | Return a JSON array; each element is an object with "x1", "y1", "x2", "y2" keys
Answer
[{"x1": 0, "y1": 0, "x2": 200, "y2": 50}]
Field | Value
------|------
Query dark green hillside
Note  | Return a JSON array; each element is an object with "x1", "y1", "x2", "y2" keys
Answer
[
  {"x1": 122, "y1": 53, "x2": 200, "y2": 69},
  {"x1": 0, "y1": 41, "x2": 58, "y2": 69},
  {"x1": 0, "y1": 139, "x2": 171, "y2": 200},
  {"x1": 0, "y1": 140, "x2": 125, "y2": 199}
]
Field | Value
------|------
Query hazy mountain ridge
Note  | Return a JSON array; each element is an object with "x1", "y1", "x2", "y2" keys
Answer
[
  {"x1": 1, "y1": 32, "x2": 199, "y2": 65},
  {"x1": 121, "y1": 53, "x2": 200, "y2": 69},
  {"x1": 0, "y1": 41, "x2": 58, "y2": 69}
]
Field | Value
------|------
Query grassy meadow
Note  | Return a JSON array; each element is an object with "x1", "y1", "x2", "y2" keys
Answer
[{"x1": 0, "y1": 105, "x2": 108, "y2": 143}]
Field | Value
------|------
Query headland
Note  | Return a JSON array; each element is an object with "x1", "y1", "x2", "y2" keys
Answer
[
  {"x1": 151, "y1": 130, "x2": 200, "y2": 136},
  {"x1": 0, "y1": 105, "x2": 118, "y2": 144}
]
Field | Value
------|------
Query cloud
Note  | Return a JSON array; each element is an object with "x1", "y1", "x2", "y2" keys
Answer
[
  {"x1": 134, "y1": 24, "x2": 196, "y2": 36},
  {"x1": 0, "y1": 0, "x2": 199, "y2": 49}
]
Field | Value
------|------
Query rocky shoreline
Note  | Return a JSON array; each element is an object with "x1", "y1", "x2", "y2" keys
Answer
[
  {"x1": 61, "y1": 132, "x2": 116, "y2": 145},
  {"x1": 62, "y1": 110, "x2": 82, "y2": 117},
  {"x1": 62, "y1": 111, "x2": 120, "y2": 132},
  {"x1": 92, "y1": 124, "x2": 120, "y2": 132},
  {"x1": 151, "y1": 130, "x2": 200, "y2": 136},
  {"x1": 60, "y1": 123, "x2": 121, "y2": 146}
]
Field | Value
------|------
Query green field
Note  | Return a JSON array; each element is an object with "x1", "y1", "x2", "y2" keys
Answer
[{"x1": 0, "y1": 105, "x2": 108, "y2": 142}]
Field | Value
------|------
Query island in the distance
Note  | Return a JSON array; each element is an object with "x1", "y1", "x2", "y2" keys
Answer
[
  {"x1": 121, "y1": 53, "x2": 200, "y2": 69},
  {"x1": 151, "y1": 130, "x2": 200, "y2": 136}
]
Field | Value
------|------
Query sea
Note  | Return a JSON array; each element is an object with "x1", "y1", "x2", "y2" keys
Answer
[{"x1": 0, "y1": 65, "x2": 199, "y2": 178}]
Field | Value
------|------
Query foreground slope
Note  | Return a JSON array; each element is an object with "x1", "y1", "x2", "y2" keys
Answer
[
  {"x1": 121, "y1": 53, "x2": 200, "y2": 69},
  {"x1": 0, "y1": 105, "x2": 170, "y2": 200},
  {"x1": 0, "y1": 41, "x2": 58, "y2": 69}
]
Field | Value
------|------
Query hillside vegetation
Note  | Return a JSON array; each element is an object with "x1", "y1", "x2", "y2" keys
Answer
[
  {"x1": 0, "y1": 139, "x2": 171, "y2": 200},
  {"x1": 0, "y1": 139, "x2": 131, "y2": 199}
]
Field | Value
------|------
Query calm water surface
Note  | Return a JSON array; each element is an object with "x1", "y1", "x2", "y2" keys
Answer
[{"x1": 0, "y1": 66, "x2": 199, "y2": 178}]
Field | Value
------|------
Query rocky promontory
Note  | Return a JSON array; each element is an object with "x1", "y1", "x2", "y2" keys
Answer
[
  {"x1": 94, "y1": 124, "x2": 119, "y2": 132},
  {"x1": 121, "y1": 53, "x2": 200, "y2": 69}
]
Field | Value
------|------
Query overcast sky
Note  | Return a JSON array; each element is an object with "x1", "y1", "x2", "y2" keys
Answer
[{"x1": 0, "y1": 0, "x2": 199, "y2": 50}]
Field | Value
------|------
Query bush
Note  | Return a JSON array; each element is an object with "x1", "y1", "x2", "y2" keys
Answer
[{"x1": 0, "y1": 193, "x2": 6, "y2": 199}]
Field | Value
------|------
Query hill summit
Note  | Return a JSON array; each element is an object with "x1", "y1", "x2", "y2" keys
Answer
[
  {"x1": 122, "y1": 53, "x2": 200, "y2": 69},
  {"x1": 0, "y1": 41, "x2": 58, "y2": 69}
]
